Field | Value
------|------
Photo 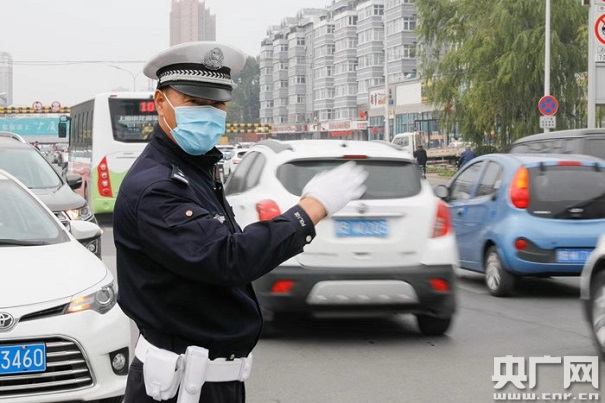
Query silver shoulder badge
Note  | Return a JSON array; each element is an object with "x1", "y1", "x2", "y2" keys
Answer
[
  {"x1": 171, "y1": 164, "x2": 189, "y2": 185},
  {"x1": 203, "y1": 48, "x2": 224, "y2": 71}
]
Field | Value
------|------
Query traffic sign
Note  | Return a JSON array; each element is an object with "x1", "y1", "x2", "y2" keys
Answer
[
  {"x1": 50, "y1": 101, "x2": 61, "y2": 113},
  {"x1": 596, "y1": 14, "x2": 605, "y2": 45},
  {"x1": 538, "y1": 95, "x2": 558, "y2": 116},
  {"x1": 539, "y1": 116, "x2": 556, "y2": 129},
  {"x1": 32, "y1": 101, "x2": 43, "y2": 112}
]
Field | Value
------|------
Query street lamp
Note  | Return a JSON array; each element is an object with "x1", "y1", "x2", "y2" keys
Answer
[{"x1": 106, "y1": 65, "x2": 143, "y2": 91}]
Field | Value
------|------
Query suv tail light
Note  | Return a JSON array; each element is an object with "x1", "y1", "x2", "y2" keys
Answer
[
  {"x1": 97, "y1": 157, "x2": 113, "y2": 198},
  {"x1": 432, "y1": 200, "x2": 452, "y2": 238},
  {"x1": 341, "y1": 155, "x2": 369, "y2": 160},
  {"x1": 510, "y1": 166, "x2": 530, "y2": 208},
  {"x1": 256, "y1": 199, "x2": 281, "y2": 221}
]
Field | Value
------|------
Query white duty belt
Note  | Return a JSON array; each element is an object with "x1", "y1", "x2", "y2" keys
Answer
[{"x1": 134, "y1": 334, "x2": 253, "y2": 402}]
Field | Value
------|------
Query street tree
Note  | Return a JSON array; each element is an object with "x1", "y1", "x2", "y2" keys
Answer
[
  {"x1": 416, "y1": 0, "x2": 588, "y2": 148},
  {"x1": 227, "y1": 56, "x2": 260, "y2": 124}
]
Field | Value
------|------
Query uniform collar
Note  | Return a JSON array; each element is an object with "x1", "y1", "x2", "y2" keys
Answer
[{"x1": 150, "y1": 124, "x2": 222, "y2": 167}]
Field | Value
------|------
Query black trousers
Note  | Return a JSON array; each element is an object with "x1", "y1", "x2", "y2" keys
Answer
[{"x1": 124, "y1": 358, "x2": 246, "y2": 403}]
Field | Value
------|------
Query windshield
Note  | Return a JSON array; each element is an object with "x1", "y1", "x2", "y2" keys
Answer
[
  {"x1": 528, "y1": 165, "x2": 605, "y2": 219},
  {"x1": 0, "y1": 180, "x2": 69, "y2": 245},
  {"x1": 0, "y1": 148, "x2": 62, "y2": 189},
  {"x1": 276, "y1": 159, "x2": 421, "y2": 199},
  {"x1": 109, "y1": 98, "x2": 159, "y2": 143}
]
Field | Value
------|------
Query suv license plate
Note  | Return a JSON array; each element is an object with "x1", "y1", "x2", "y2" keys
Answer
[
  {"x1": 0, "y1": 343, "x2": 46, "y2": 375},
  {"x1": 334, "y1": 219, "x2": 388, "y2": 238},
  {"x1": 555, "y1": 249, "x2": 592, "y2": 264}
]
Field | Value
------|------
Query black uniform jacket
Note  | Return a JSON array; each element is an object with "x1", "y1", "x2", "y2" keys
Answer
[{"x1": 114, "y1": 125, "x2": 315, "y2": 359}]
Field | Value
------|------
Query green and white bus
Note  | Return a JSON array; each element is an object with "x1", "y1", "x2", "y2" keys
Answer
[{"x1": 67, "y1": 92, "x2": 158, "y2": 214}]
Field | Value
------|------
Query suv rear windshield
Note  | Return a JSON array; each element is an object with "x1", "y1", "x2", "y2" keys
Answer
[
  {"x1": 528, "y1": 165, "x2": 605, "y2": 220},
  {"x1": 276, "y1": 159, "x2": 421, "y2": 199}
]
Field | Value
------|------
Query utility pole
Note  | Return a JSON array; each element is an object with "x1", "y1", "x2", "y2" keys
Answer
[
  {"x1": 587, "y1": 0, "x2": 597, "y2": 128},
  {"x1": 544, "y1": 0, "x2": 551, "y2": 134}
]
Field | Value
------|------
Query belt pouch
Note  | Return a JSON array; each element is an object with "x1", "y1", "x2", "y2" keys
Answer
[{"x1": 143, "y1": 348, "x2": 183, "y2": 401}]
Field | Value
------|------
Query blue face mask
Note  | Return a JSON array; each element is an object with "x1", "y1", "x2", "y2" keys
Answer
[{"x1": 162, "y1": 92, "x2": 227, "y2": 156}]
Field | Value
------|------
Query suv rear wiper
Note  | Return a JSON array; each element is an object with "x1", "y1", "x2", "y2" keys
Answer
[
  {"x1": 0, "y1": 239, "x2": 50, "y2": 246},
  {"x1": 553, "y1": 191, "x2": 605, "y2": 218}
]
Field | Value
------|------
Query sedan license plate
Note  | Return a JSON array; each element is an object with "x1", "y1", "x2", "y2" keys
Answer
[
  {"x1": 334, "y1": 219, "x2": 388, "y2": 238},
  {"x1": 0, "y1": 343, "x2": 46, "y2": 375},
  {"x1": 556, "y1": 249, "x2": 592, "y2": 264}
]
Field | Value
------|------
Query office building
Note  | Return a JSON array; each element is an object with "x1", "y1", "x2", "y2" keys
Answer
[
  {"x1": 170, "y1": 0, "x2": 216, "y2": 46},
  {"x1": 0, "y1": 52, "x2": 13, "y2": 107}
]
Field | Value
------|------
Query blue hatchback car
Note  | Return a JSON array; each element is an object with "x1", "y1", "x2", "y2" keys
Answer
[{"x1": 436, "y1": 153, "x2": 605, "y2": 296}]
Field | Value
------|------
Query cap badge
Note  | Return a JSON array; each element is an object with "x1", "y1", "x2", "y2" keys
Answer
[{"x1": 203, "y1": 48, "x2": 225, "y2": 71}]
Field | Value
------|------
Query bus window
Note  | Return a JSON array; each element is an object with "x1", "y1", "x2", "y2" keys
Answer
[{"x1": 109, "y1": 99, "x2": 158, "y2": 142}]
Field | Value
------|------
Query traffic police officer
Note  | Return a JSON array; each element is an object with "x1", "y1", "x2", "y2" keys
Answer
[{"x1": 114, "y1": 41, "x2": 368, "y2": 403}]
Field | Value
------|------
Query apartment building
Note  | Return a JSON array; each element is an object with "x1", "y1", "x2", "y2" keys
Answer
[{"x1": 259, "y1": 0, "x2": 419, "y2": 140}]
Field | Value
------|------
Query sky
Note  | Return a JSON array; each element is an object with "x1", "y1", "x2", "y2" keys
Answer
[{"x1": 1, "y1": 0, "x2": 332, "y2": 106}]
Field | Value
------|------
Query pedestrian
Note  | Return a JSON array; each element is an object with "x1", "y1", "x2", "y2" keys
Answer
[
  {"x1": 113, "y1": 41, "x2": 368, "y2": 403},
  {"x1": 457, "y1": 145, "x2": 477, "y2": 169},
  {"x1": 413, "y1": 144, "x2": 428, "y2": 178}
]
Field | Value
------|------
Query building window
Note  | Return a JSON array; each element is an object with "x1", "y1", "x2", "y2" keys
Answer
[
  {"x1": 297, "y1": 37, "x2": 305, "y2": 46},
  {"x1": 402, "y1": 44, "x2": 416, "y2": 59},
  {"x1": 402, "y1": 17, "x2": 416, "y2": 31}
]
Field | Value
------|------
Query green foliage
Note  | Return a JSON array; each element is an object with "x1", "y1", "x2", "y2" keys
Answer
[
  {"x1": 474, "y1": 145, "x2": 500, "y2": 156},
  {"x1": 227, "y1": 56, "x2": 260, "y2": 123},
  {"x1": 416, "y1": 0, "x2": 588, "y2": 149}
]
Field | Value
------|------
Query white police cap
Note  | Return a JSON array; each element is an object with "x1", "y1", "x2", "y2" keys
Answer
[{"x1": 143, "y1": 41, "x2": 247, "y2": 102}]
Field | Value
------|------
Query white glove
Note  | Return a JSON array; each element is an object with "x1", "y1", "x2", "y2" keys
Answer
[{"x1": 301, "y1": 161, "x2": 369, "y2": 217}]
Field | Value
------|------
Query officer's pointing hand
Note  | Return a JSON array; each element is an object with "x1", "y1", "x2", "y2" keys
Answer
[{"x1": 301, "y1": 161, "x2": 369, "y2": 218}]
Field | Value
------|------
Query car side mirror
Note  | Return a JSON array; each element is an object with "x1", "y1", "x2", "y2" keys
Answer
[
  {"x1": 434, "y1": 184, "x2": 449, "y2": 199},
  {"x1": 66, "y1": 173, "x2": 83, "y2": 190},
  {"x1": 69, "y1": 220, "x2": 102, "y2": 242}
]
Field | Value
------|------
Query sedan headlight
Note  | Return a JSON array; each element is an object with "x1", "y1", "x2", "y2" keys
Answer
[
  {"x1": 65, "y1": 205, "x2": 93, "y2": 221},
  {"x1": 67, "y1": 280, "x2": 117, "y2": 315}
]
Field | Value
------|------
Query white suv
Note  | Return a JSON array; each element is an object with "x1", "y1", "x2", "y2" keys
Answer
[
  {"x1": 222, "y1": 148, "x2": 250, "y2": 178},
  {"x1": 225, "y1": 140, "x2": 459, "y2": 336}
]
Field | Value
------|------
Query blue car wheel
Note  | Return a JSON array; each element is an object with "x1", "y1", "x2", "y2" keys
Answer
[{"x1": 485, "y1": 246, "x2": 517, "y2": 297}]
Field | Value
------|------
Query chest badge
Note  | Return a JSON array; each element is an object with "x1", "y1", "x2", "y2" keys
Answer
[{"x1": 214, "y1": 214, "x2": 226, "y2": 224}]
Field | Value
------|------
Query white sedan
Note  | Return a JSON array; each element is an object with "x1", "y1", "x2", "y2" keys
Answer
[{"x1": 0, "y1": 169, "x2": 131, "y2": 402}]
